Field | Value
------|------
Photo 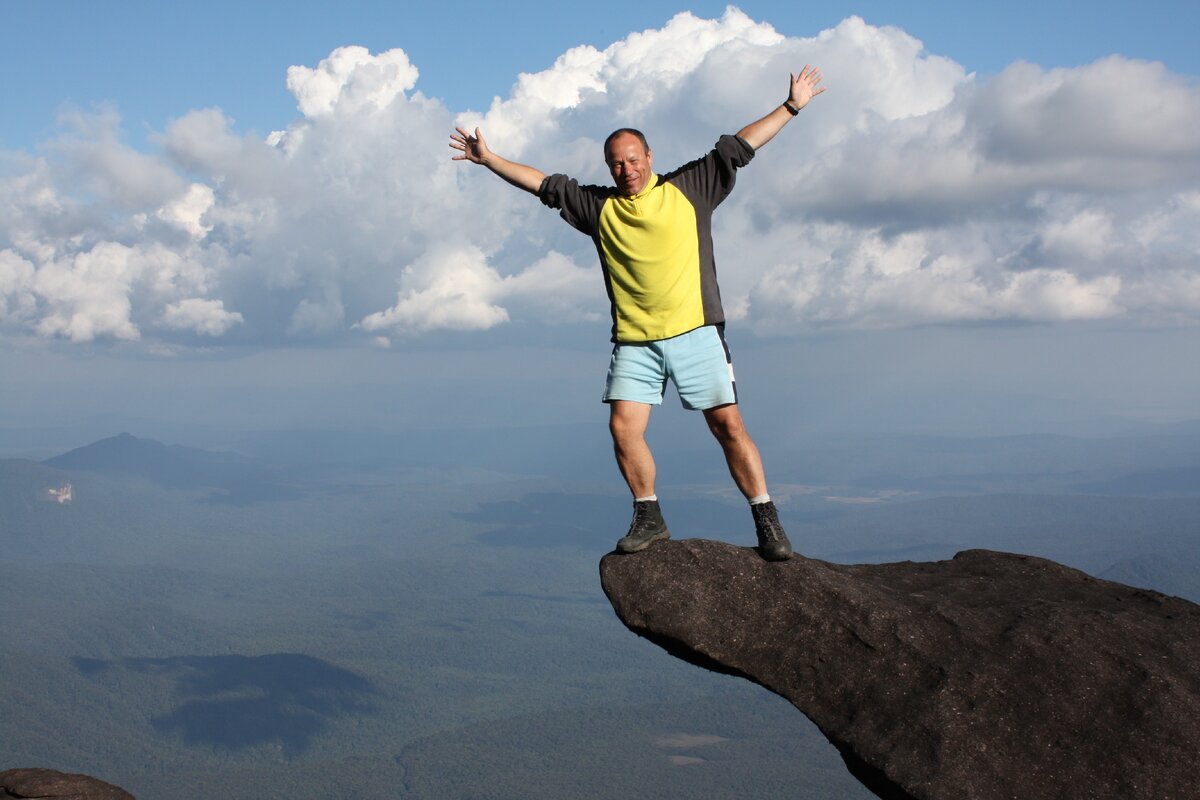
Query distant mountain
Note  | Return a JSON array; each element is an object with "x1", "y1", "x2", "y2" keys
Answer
[{"x1": 43, "y1": 432, "x2": 269, "y2": 492}]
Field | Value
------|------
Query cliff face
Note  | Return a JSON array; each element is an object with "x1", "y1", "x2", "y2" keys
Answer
[{"x1": 599, "y1": 541, "x2": 1200, "y2": 800}]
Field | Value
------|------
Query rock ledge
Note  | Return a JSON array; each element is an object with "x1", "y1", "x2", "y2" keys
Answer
[
  {"x1": 0, "y1": 768, "x2": 134, "y2": 800},
  {"x1": 600, "y1": 540, "x2": 1200, "y2": 800}
]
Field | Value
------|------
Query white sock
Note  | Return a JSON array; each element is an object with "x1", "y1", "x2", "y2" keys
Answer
[
  {"x1": 635, "y1": 494, "x2": 657, "y2": 502},
  {"x1": 748, "y1": 493, "x2": 771, "y2": 505}
]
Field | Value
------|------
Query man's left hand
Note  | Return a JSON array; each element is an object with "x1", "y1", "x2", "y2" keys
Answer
[{"x1": 788, "y1": 65, "x2": 826, "y2": 111}]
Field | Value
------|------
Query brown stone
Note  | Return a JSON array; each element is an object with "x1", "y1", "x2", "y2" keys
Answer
[
  {"x1": 0, "y1": 768, "x2": 134, "y2": 800},
  {"x1": 600, "y1": 541, "x2": 1200, "y2": 800}
]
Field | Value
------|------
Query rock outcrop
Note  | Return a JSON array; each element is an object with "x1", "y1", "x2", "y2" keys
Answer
[
  {"x1": 600, "y1": 541, "x2": 1200, "y2": 800},
  {"x1": 0, "y1": 768, "x2": 134, "y2": 799}
]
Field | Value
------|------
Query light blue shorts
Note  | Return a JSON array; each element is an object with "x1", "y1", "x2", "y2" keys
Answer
[{"x1": 603, "y1": 325, "x2": 738, "y2": 410}]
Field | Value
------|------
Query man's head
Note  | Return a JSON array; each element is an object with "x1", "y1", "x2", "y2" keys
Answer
[{"x1": 604, "y1": 128, "x2": 653, "y2": 196}]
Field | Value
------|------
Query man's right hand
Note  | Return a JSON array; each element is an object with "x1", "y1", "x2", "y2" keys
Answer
[
  {"x1": 448, "y1": 126, "x2": 547, "y2": 195},
  {"x1": 449, "y1": 126, "x2": 490, "y2": 165}
]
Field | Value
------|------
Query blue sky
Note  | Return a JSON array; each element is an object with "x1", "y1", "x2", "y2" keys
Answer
[
  {"x1": 2, "y1": 1, "x2": 1199, "y2": 448},
  {"x1": 5, "y1": 0, "x2": 1198, "y2": 151}
]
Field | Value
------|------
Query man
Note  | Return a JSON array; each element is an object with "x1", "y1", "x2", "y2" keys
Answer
[{"x1": 450, "y1": 66, "x2": 825, "y2": 561}]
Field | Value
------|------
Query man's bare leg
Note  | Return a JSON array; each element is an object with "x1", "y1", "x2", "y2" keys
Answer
[
  {"x1": 704, "y1": 403, "x2": 792, "y2": 560},
  {"x1": 702, "y1": 403, "x2": 768, "y2": 499},
  {"x1": 609, "y1": 400, "x2": 669, "y2": 552},
  {"x1": 609, "y1": 400, "x2": 656, "y2": 498}
]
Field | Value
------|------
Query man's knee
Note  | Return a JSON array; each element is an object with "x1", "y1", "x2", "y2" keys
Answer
[
  {"x1": 610, "y1": 401, "x2": 650, "y2": 443},
  {"x1": 609, "y1": 415, "x2": 634, "y2": 443},
  {"x1": 705, "y1": 405, "x2": 748, "y2": 444}
]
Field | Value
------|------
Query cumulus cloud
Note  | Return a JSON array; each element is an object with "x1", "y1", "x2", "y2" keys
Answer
[
  {"x1": 159, "y1": 297, "x2": 243, "y2": 336},
  {"x1": 0, "y1": 250, "x2": 37, "y2": 323},
  {"x1": 357, "y1": 245, "x2": 600, "y2": 336},
  {"x1": 48, "y1": 106, "x2": 187, "y2": 209},
  {"x1": 2, "y1": 7, "x2": 1199, "y2": 351},
  {"x1": 31, "y1": 242, "x2": 144, "y2": 342},
  {"x1": 359, "y1": 245, "x2": 510, "y2": 334},
  {"x1": 499, "y1": 251, "x2": 603, "y2": 323},
  {"x1": 157, "y1": 183, "x2": 215, "y2": 239},
  {"x1": 286, "y1": 46, "x2": 420, "y2": 119}
]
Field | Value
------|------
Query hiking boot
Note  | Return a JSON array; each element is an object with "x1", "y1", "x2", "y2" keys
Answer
[
  {"x1": 616, "y1": 499, "x2": 670, "y2": 553},
  {"x1": 752, "y1": 501, "x2": 793, "y2": 561}
]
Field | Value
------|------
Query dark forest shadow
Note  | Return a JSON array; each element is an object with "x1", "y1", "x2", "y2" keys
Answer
[{"x1": 73, "y1": 653, "x2": 376, "y2": 755}]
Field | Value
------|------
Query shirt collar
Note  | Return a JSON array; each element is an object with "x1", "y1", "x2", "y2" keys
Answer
[{"x1": 627, "y1": 173, "x2": 659, "y2": 199}]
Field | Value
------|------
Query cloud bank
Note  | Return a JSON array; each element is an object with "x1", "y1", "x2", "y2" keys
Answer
[{"x1": 2, "y1": 9, "x2": 1198, "y2": 349}]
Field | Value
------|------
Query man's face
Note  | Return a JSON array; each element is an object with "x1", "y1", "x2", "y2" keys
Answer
[{"x1": 606, "y1": 133, "x2": 653, "y2": 196}]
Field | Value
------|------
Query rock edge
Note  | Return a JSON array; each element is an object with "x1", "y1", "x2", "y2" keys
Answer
[{"x1": 600, "y1": 540, "x2": 1200, "y2": 800}]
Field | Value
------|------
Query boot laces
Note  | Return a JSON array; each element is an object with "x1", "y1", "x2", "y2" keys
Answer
[
  {"x1": 630, "y1": 502, "x2": 654, "y2": 533},
  {"x1": 754, "y1": 505, "x2": 784, "y2": 542}
]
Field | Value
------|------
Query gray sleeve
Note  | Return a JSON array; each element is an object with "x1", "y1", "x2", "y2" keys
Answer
[
  {"x1": 539, "y1": 174, "x2": 609, "y2": 236},
  {"x1": 663, "y1": 134, "x2": 756, "y2": 211}
]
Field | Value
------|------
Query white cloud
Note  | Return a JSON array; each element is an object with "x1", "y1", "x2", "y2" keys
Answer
[
  {"x1": 1039, "y1": 209, "x2": 1115, "y2": 263},
  {"x1": 160, "y1": 297, "x2": 243, "y2": 336},
  {"x1": 2, "y1": 9, "x2": 1199, "y2": 351},
  {"x1": 50, "y1": 107, "x2": 187, "y2": 209},
  {"x1": 358, "y1": 245, "x2": 602, "y2": 335},
  {"x1": 0, "y1": 249, "x2": 37, "y2": 323},
  {"x1": 359, "y1": 245, "x2": 508, "y2": 334},
  {"x1": 157, "y1": 183, "x2": 215, "y2": 239},
  {"x1": 32, "y1": 242, "x2": 143, "y2": 342},
  {"x1": 742, "y1": 227, "x2": 1123, "y2": 330},
  {"x1": 973, "y1": 57, "x2": 1200, "y2": 162},
  {"x1": 499, "y1": 251, "x2": 602, "y2": 323},
  {"x1": 286, "y1": 45, "x2": 420, "y2": 120},
  {"x1": 287, "y1": 291, "x2": 345, "y2": 337}
]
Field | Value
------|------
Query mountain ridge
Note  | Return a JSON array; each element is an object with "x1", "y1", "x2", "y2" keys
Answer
[{"x1": 43, "y1": 432, "x2": 257, "y2": 489}]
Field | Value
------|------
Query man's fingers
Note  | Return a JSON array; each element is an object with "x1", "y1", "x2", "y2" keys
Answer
[
  {"x1": 450, "y1": 126, "x2": 488, "y2": 163},
  {"x1": 794, "y1": 64, "x2": 822, "y2": 83}
]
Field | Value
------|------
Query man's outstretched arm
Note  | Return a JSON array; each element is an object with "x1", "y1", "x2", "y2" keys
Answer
[
  {"x1": 736, "y1": 65, "x2": 826, "y2": 151},
  {"x1": 449, "y1": 126, "x2": 546, "y2": 194}
]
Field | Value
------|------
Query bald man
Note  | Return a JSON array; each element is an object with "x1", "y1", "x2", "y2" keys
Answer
[{"x1": 451, "y1": 66, "x2": 825, "y2": 561}]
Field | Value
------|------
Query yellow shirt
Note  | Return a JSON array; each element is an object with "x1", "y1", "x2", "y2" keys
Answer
[
  {"x1": 540, "y1": 134, "x2": 756, "y2": 343},
  {"x1": 597, "y1": 174, "x2": 704, "y2": 341}
]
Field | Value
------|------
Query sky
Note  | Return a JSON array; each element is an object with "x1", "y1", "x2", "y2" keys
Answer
[{"x1": 3, "y1": 1, "x2": 1200, "y2": 450}]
